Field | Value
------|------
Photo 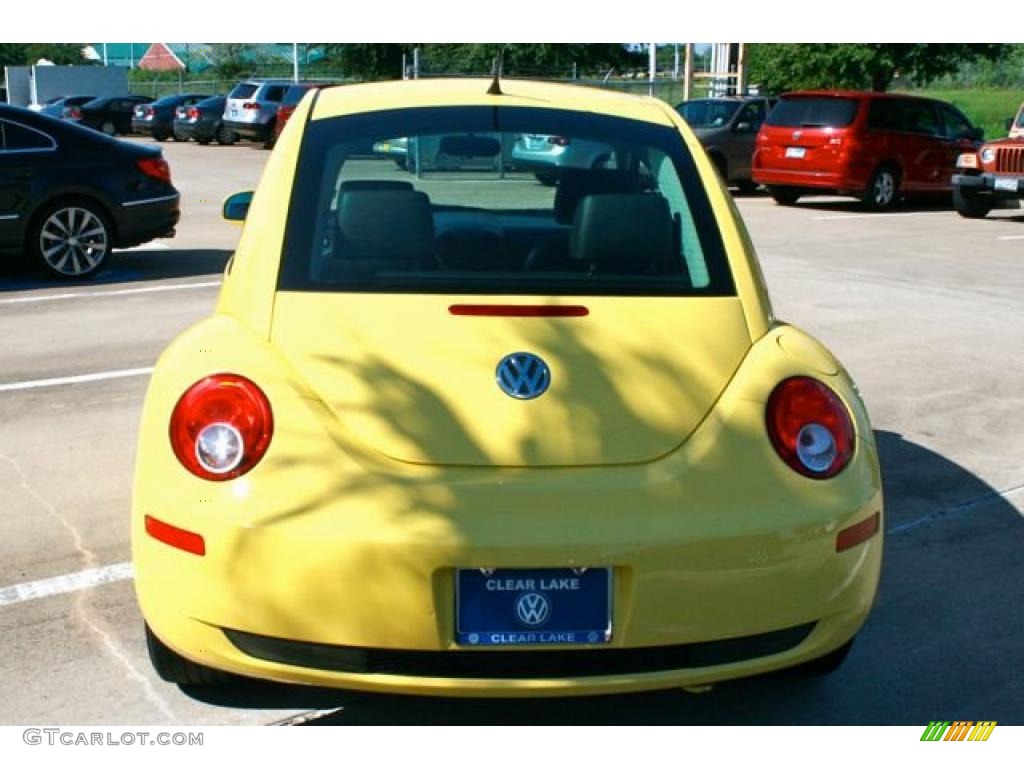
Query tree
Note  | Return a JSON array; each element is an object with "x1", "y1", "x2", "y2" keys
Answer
[
  {"x1": 747, "y1": 44, "x2": 1009, "y2": 92},
  {"x1": 0, "y1": 43, "x2": 87, "y2": 67}
]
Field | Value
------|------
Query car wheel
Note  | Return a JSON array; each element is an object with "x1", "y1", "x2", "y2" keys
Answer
[
  {"x1": 953, "y1": 186, "x2": 993, "y2": 219},
  {"x1": 100, "y1": 120, "x2": 117, "y2": 136},
  {"x1": 735, "y1": 180, "x2": 759, "y2": 195},
  {"x1": 769, "y1": 187, "x2": 801, "y2": 206},
  {"x1": 29, "y1": 200, "x2": 111, "y2": 279},
  {"x1": 216, "y1": 125, "x2": 237, "y2": 145},
  {"x1": 145, "y1": 624, "x2": 231, "y2": 686},
  {"x1": 782, "y1": 638, "x2": 855, "y2": 678},
  {"x1": 153, "y1": 132, "x2": 168, "y2": 142},
  {"x1": 534, "y1": 171, "x2": 559, "y2": 187},
  {"x1": 172, "y1": 132, "x2": 189, "y2": 142},
  {"x1": 197, "y1": 138, "x2": 211, "y2": 146},
  {"x1": 862, "y1": 165, "x2": 900, "y2": 211}
]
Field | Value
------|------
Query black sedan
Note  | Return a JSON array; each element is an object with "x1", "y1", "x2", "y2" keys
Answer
[
  {"x1": 172, "y1": 95, "x2": 236, "y2": 145},
  {"x1": 69, "y1": 94, "x2": 154, "y2": 136},
  {"x1": 0, "y1": 105, "x2": 180, "y2": 278},
  {"x1": 132, "y1": 93, "x2": 211, "y2": 142}
]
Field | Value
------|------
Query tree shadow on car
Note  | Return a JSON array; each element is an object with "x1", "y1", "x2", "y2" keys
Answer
[
  {"x1": 0, "y1": 248, "x2": 232, "y2": 292},
  {"x1": 181, "y1": 429, "x2": 1023, "y2": 724}
]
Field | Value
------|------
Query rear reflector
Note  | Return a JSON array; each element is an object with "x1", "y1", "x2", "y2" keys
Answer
[
  {"x1": 449, "y1": 305, "x2": 589, "y2": 317},
  {"x1": 836, "y1": 511, "x2": 880, "y2": 552},
  {"x1": 145, "y1": 515, "x2": 206, "y2": 556}
]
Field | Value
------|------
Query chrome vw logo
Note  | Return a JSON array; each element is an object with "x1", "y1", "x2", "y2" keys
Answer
[
  {"x1": 515, "y1": 592, "x2": 551, "y2": 627},
  {"x1": 496, "y1": 352, "x2": 551, "y2": 400},
  {"x1": 792, "y1": 129, "x2": 803, "y2": 141}
]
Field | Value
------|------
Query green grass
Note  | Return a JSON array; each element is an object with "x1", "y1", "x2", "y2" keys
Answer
[{"x1": 910, "y1": 88, "x2": 1024, "y2": 140}]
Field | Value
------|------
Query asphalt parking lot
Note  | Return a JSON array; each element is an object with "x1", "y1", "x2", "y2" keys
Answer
[{"x1": 0, "y1": 137, "x2": 1022, "y2": 726}]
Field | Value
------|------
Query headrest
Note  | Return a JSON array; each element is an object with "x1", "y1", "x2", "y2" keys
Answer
[
  {"x1": 569, "y1": 194, "x2": 674, "y2": 273},
  {"x1": 334, "y1": 190, "x2": 435, "y2": 271},
  {"x1": 553, "y1": 168, "x2": 640, "y2": 225}
]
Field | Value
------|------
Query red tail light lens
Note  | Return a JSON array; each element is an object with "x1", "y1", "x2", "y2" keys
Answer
[
  {"x1": 187, "y1": 107, "x2": 199, "y2": 120},
  {"x1": 547, "y1": 135, "x2": 570, "y2": 147},
  {"x1": 137, "y1": 157, "x2": 172, "y2": 184},
  {"x1": 169, "y1": 374, "x2": 274, "y2": 481},
  {"x1": 243, "y1": 102, "x2": 259, "y2": 110},
  {"x1": 766, "y1": 377, "x2": 854, "y2": 479},
  {"x1": 67, "y1": 107, "x2": 82, "y2": 119}
]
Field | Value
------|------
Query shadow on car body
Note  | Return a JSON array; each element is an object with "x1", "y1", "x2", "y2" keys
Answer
[{"x1": 179, "y1": 429, "x2": 1023, "y2": 725}]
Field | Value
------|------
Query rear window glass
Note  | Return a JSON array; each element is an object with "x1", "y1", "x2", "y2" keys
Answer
[
  {"x1": 152, "y1": 96, "x2": 183, "y2": 107},
  {"x1": 767, "y1": 97, "x2": 859, "y2": 128},
  {"x1": 197, "y1": 96, "x2": 226, "y2": 110},
  {"x1": 279, "y1": 106, "x2": 734, "y2": 297},
  {"x1": 0, "y1": 120, "x2": 55, "y2": 151},
  {"x1": 261, "y1": 85, "x2": 287, "y2": 102},
  {"x1": 676, "y1": 100, "x2": 739, "y2": 128},
  {"x1": 229, "y1": 83, "x2": 258, "y2": 99},
  {"x1": 283, "y1": 85, "x2": 313, "y2": 106}
]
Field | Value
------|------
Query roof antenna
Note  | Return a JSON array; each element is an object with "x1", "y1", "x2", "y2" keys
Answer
[{"x1": 487, "y1": 45, "x2": 507, "y2": 95}]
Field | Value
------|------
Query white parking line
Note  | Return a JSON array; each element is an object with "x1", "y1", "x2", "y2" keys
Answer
[
  {"x1": 0, "y1": 562, "x2": 134, "y2": 607},
  {"x1": 0, "y1": 367, "x2": 153, "y2": 393},
  {"x1": 0, "y1": 280, "x2": 221, "y2": 305},
  {"x1": 996, "y1": 235, "x2": 1024, "y2": 241}
]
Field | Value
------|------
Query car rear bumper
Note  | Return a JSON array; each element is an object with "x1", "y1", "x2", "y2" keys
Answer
[
  {"x1": 131, "y1": 120, "x2": 168, "y2": 137},
  {"x1": 115, "y1": 192, "x2": 180, "y2": 247},
  {"x1": 953, "y1": 172, "x2": 1024, "y2": 198},
  {"x1": 752, "y1": 168, "x2": 863, "y2": 196},
  {"x1": 173, "y1": 121, "x2": 214, "y2": 141},
  {"x1": 224, "y1": 120, "x2": 273, "y2": 142}
]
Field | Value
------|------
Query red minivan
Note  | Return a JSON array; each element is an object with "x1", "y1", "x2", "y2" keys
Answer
[{"x1": 753, "y1": 91, "x2": 983, "y2": 210}]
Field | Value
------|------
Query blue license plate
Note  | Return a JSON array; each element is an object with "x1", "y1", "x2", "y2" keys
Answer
[{"x1": 455, "y1": 568, "x2": 611, "y2": 646}]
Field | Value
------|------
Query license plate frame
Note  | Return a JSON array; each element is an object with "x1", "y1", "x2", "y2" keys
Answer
[
  {"x1": 455, "y1": 567, "x2": 612, "y2": 647},
  {"x1": 994, "y1": 177, "x2": 1019, "y2": 192},
  {"x1": 785, "y1": 146, "x2": 806, "y2": 159}
]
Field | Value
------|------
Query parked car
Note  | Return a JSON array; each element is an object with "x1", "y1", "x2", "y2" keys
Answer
[
  {"x1": 0, "y1": 104, "x2": 179, "y2": 278},
  {"x1": 752, "y1": 90, "x2": 983, "y2": 210},
  {"x1": 512, "y1": 132, "x2": 616, "y2": 185},
  {"x1": 132, "y1": 93, "x2": 211, "y2": 142},
  {"x1": 952, "y1": 133, "x2": 1024, "y2": 218},
  {"x1": 675, "y1": 96, "x2": 776, "y2": 192},
  {"x1": 68, "y1": 94, "x2": 155, "y2": 136},
  {"x1": 134, "y1": 78, "x2": 882, "y2": 695},
  {"x1": 172, "y1": 95, "x2": 236, "y2": 146},
  {"x1": 274, "y1": 83, "x2": 327, "y2": 142},
  {"x1": 222, "y1": 80, "x2": 291, "y2": 147},
  {"x1": 39, "y1": 94, "x2": 97, "y2": 119}
]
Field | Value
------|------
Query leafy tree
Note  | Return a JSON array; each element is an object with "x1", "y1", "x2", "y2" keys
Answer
[
  {"x1": 0, "y1": 44, "x2": 28, "y2": 68},
  {"x1": 747, "y1": 44, "x2": 1008, "y2": 92},
  {"x1": 0, "y1": 43, "x2": 87, "y2": 67}
]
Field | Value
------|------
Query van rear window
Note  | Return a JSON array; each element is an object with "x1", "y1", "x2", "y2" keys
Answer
[
  {"x1": 767, "y1": 97, "x2": 859, "y2": 128},
  {"x1": 229, "y1": 83, "x2": 258, "y2": 100}
]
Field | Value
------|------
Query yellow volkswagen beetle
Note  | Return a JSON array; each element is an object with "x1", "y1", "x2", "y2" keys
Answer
[{"x1": 133, "y1": 78, "x2": 882, "y2": 695}]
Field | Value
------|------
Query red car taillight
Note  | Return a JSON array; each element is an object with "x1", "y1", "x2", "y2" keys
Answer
[
  {"x1": 765, "y1": 377, "x2": 854, "y2": 479},
  {"x1": 137, "y1": 157, "x2": 172, "y2": 184},
  {"x1": 169, "y1": 374, "x2": 274, "y2": 481},
  {"x1": 67, "y1": 106, "x2": 82, "y2": 119},
  {"x1": 187, "y1": 107, "x2": 199, "y2": 120},
  {"x1": 243, "y1": 102, "x2": 259, "y2": 110}
]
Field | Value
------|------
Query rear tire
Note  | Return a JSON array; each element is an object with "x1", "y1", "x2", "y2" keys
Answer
[
  {"x1": 100, "y1": 121, "x2": 116, "y2": 136},
  {"x1": 197, "y1": 138, "x2": 211, "y2": 146},
  {"x1": 535, "y1": 171, "x2": 559, "y2": 186},
  {"x1": 736, "y1": 179, "x2": 759, "y2": 195},
  {"x1": 953, "y1": 186, "x2": 993, "y2": 219},
  {"x1": 29, "y1": 199, "x2": 112, "y2": 279},
  {"x1": 145, "y1": 624, "x2": 231, "y2": 686},
  {"x1": 784, "y1": 638, "x2": 855, "y2": 678},
  {"x1": 215, "y1": 125, "x2": 237, "y2": 146},
  {"x1": 172, "y1": 132, "x2": 189, "y2": 142},
  {"x1": 769, "y1": 187, "x2": 801, "y2": 206},
  {"x1": 862, "y1": 165, "x2": 900, "y2": 211},
  {"x1": 153, "y1": 132, "x2": 168, "y2": 142}
]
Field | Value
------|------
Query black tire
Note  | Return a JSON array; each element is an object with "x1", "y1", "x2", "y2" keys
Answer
[
  {"x1": 28, "y1": 198, "x2": 112, "y2": 279},
  {"x1": 953, "y1": 186, "x2": 993, "y2": 219},
  {"x1": 215, "y1": 125, "x2": 237, "y2": 146},
  {"x1": 153, "y1": 132, "x2": 168, "y2": 142},
  {"x1": 99, "y1": 120, "x2": 117, "y2": 136},
  {"x1": 784, "y1": 638, "x2": 855, "y2": 678},
  {"x1": 735, "y1": 179, "x2": 759, "y2": 195},
  {"x1": 145, "y1": 624, "x2": 231, "y2": 686},
  {"x1": 534, "y1": 171, "x2": 559, "y2": 187},
  {"x1": 769, "y1": 187, "x2": 801, "y2": 206},
  {"x1": 197, "y1": 138, "x2": 211, "y2": 146},
  {"x1": 172, "y1": 132, "x2": 189, "y2": 143},
  {"x1": 862, "y1": 164, "x2": 901, "y2": 211}
]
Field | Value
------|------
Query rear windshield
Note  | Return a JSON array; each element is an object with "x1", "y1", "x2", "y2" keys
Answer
[
  {"x1": 676, "y1": 100, "x2": 740, "y2": 128},
  {"x1": 283, "y1": 85, "x2": 313, "y2": 106},
  {"x1": 767, "y1": 97, "x2": 859, "y2": 128},
  {"x1": 229, "y1": 83, "x2": 258, "y2": 100},
  {"x1": 152, "y1": 95, "x2": 184, "y2": 107},
  {"x1": 197, "y1": 95, "x2": 226, "y2": 110},
  {"x1": 279, "y1": 106, "x2": 734, "y2": 297}
]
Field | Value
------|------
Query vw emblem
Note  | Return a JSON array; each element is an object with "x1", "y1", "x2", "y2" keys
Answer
[
  {"x1": 496, "y1": 352, "x2": 551, "y2": 400},
  {"x1": 514, "y1": 592, "x2": 551, "y2": 627},
  {"x1": 792, "y1": 129, "x2": 802, "y2": 141}
]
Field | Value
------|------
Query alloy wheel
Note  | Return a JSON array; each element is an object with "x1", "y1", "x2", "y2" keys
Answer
[
  {"x1": 38, "y1": 207, "x2": 109, "y2": 277},
  {"x1": 873, "y1": 170, "x2": 895, "y2": 208}
]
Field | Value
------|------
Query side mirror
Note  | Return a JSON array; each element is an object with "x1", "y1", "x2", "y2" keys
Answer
[{"x1": 223, "y1": 190, "x2": 253, "y2": 222}]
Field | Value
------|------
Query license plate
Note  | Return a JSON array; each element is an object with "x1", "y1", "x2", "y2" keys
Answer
[
  {"x1": 456, "y1": 568, "x2": 611, "y2": 646},
  {"x1": 229, "y1": 109, "x2": 238, "y2": 118},
  {"x1": 995, "y1": 177, "x2": 1018, "y2": 192},
  {"x1": 785, "y1": 147, "x2": 806, "y2": 159}
]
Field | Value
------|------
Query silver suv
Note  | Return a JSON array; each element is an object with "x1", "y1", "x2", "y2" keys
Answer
[{"x1": 223, "y1": 80, "x2": 291, "y2": 146}]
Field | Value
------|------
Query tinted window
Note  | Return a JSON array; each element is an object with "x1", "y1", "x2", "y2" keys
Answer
[
  {"x1": 677, "y1": 100, "x2": 739, "y2": 128},
  {"x1": 283, "y1": 85, "x2": 314, "y2": 107},
  {"x1": 152, "y1": 95, "x2": 183, "y2": 107},
  {"x1": 279, "y1": 107, "x2": 733, "y2": 297},
  {"x1": 735, "y1": 101, "x2": 767, "y2": 130},
  {"x1": 262, "y1": 85, "x2": 287, "y2": 103},
  {"x1": 197, "y1": 95, "x2": 226, "y2": 110},
  {"x1": 938, "y1": 104, "x2": 974, "y2": 139},
  {"x1": 767, "y1": 97, "x2": 859, "y2": 128},
  {"x1": 229, "y1": 83, "x2": 258, "y2": 99},
  {"x1": 0, "y1": 120, "x2": 55, "y2": 151},
  {"x1": 867, "y1": 99, "x2": 899, "y2": 130},
  {"x1": 900, "y1": 100, "x2": 940, "y2": 136}
]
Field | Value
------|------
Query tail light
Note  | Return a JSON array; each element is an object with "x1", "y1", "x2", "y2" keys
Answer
[
  {"x1": 243, "y1": 102, "x2": 259, "y2": 110},
  {"x1": 547, "y1": 135, "x2": 570, "y2": 147},
  {"x1": 187, "y1": 107, "x2": 199, "y2": 120},
  {"x1": 766, "y1": 377, "x2": 854, "y2": 479},
  {"x1": 137, "y1": 157, "x2": 172, "y2": 184},
  {"x1": 66, "y1": 106, "x2": 82, "y2": 119},
  {"x1": 169, "y1": 374, "x2": 274, "y2": 481},
  {"x1": 144, "y1": 106, "x2": 155, "y2": 118}
]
